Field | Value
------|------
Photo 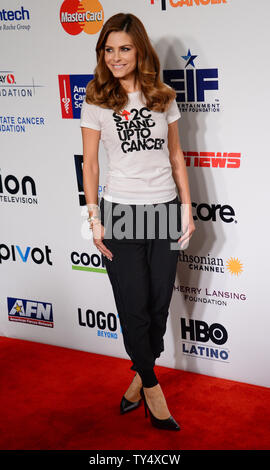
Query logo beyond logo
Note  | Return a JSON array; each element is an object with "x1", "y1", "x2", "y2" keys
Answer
[{"x1": 60, "y1": 0, "x2": 104, "y2": 36}]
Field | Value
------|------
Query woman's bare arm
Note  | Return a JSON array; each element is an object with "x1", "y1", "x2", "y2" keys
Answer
[
  {"x1": 168, "y1": 120, "x2": 196, "y2": 247},
  {"x1": 81, "y1": 126, "x2": 113, "y2": 260}
]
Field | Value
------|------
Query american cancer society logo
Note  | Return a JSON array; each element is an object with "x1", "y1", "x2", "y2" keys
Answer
[
  {"x1": 7, "y1": 297, "x2": 54, "y2": 328},
  {"x1": 58, "y1": 74, "x2": 93, "y2": 119}
]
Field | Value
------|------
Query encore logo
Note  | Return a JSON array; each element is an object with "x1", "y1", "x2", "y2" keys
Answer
[{"x1": 60, "y1": 0, "x2": 104, "y2": 36}]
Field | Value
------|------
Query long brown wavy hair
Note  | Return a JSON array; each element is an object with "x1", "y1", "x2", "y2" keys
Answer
[{"x1": 85, "y1": 13, "x2": 176, "y2": 114}]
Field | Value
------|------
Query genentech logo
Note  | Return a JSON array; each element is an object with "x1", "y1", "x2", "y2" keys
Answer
[
  {"x1": 60, "y1": 0, "x2": 104, "y2": 35},
  {"x1": 58, "y1": 74, "x2": 93, "y2": 118},
  {"x1": 150, "y1": 0, "x2": 227, "y2": 10}
]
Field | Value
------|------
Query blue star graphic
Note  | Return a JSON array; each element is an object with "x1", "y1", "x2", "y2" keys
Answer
[{"x1": 181, "y1": 49, "x2": 198, "y2": 68}]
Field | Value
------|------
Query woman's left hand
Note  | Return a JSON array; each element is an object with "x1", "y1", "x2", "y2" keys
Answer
[{"x1": 177, "y1": 204, "x2": 196, "y2": 249}]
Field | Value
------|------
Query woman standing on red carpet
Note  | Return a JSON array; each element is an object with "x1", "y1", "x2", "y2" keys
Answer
[{"x1": 80, "y1": 13, "x2": 195, "y2": 431}]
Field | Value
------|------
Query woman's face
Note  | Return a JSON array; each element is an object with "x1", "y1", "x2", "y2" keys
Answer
[{"x1": 104, "y1": 31, "x2": 137, "y2": 82}]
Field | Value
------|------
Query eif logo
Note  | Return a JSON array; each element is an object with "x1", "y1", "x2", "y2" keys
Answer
[
  {"x1": 163, "y1": 49, "x2": 220, "y2": 113},
  {"x1": 150, "y1": 0, "x2": 227, "y2": 10},
  {"x1": 60, "y1": 0, "x2": 104, "y2": 35}
]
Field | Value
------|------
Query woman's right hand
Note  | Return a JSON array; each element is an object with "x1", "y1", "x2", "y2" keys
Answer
[{"x1": 92, "y1": 221, "x2": 114, "y2": 261}]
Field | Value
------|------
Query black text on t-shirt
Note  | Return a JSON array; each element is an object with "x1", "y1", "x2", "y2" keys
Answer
[{"x1": 113, "y1": 107, "x2": 165, "y2": 154}]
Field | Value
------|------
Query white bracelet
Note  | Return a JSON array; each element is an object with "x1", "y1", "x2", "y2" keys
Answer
[
  {"x1": 87, "y1": 215, "x2": 100, "y2": 223},
  {"x1": 87, "y1": 203, "x2": 99, "y2": 210}
]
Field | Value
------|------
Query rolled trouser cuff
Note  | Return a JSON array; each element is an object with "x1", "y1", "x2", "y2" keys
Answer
[{"x1": 131, "y1": 366, "x2": 159, "y2": 388}]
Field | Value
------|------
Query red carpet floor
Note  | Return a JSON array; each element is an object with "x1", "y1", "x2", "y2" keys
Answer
[{"x1": 0, "y1": 336, "x2": 269, "y2": 450}]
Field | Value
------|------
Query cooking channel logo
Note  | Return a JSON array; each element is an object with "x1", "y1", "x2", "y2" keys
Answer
[
  {"x1": 60, "y1": 0, "x2": 104, "y2": 35},
  {"x1": 7, "y1": 297, "x2": 54, "y2": 328},
  {"x1": 150, "y1": 0, "x2": 227, "y2": 10},
  {"x1": 58, "y1": 74, "x2": 93, "y2": 119},
  {"x1": 163, "y1": 49, "x2": 220, "y2": 113}
]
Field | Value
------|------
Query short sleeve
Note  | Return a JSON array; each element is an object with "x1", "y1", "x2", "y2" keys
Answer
[
  {"x1": 80, "y1": 99, "x2": 101, "y2": 130},
  {"x1": 166, "y1": 98, "x2": 181, "y2": 124}
]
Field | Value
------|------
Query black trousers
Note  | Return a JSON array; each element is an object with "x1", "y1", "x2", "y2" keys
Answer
[{"x1": 99, "y1": 195, "x2": 182, "y2": 388}]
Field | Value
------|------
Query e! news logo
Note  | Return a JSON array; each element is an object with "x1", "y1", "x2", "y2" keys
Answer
[
  {"x1": 58, "y1": 74, "x2": 93, "y2": 119},
  {"x1": 184, "y1": 151, "x2": 242, "y2": 169},
  {"x1": 60, "y1": 0, "x2": 104, "y2": 36},
  {"x1": 7, "y1": 297, "x2": 54, "y2": 328},
  {"x1": 150, "y1": 0, "x2": 227, "y2": 10},
  {"x1": 163, "y1": 49, "x2": 220, "y2": 112}
]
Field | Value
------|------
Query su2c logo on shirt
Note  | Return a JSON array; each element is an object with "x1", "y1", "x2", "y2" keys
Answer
[{"x1": 113, "y1": 107, "x2": 165, "y2": 154}]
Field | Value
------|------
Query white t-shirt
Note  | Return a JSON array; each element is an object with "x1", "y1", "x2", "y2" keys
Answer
[{"x1": 80, "y1": 89, "x2": 181, "y2": 204}]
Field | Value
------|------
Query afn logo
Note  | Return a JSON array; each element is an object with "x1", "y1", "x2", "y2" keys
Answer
[{"x1": 7, "y1": 297, "x2": 54, "y2": 328}]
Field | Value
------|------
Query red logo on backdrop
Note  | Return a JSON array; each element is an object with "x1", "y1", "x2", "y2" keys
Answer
[
  {"x1": 59, "y1": 75, "x2": 73, "y2": 118},
  {"x1": 184, "y1": 152, "x2": 242, "y2": 168},
  {"x1": 150, "y1": 0, "x2": 167, "y2": 10},
  {"x1": 60, "y1": 0, "x2": 104, "y2": 36},
  {"x1": 6, "y1": 74, "x2": 15, "y2": 84}
]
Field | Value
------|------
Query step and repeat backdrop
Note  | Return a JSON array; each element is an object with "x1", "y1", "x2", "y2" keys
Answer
[{"x1": 1, "y1": 0, "x2": 269, "y2": 388}]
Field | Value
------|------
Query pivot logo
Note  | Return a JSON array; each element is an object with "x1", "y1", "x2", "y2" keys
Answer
[
  {"x1": 163, "y1": 49, "x2": 219, "y2": 113},
  {"x1": 150, "y1": 0, "x2": 227, "y2": 10},
  {"x1": 60, "y1": 0, "x2": 104, "y2": 36},
  {"x1": 180, "y1": 317, "x2": 229, "y2": 362},
  {"x1": 8, "y1": 297, "x2": 53, "y2": 328},
  {"x1": 58, "y1": 74, "x2": 93, "y2": 119},
  {"x1": 0, "y1": 244, "x2": 53, "y2": 265}
]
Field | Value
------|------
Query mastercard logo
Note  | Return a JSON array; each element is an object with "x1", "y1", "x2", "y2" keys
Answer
[{"x1": 60, "y1": 0, "x2": 104, "y2": 36}]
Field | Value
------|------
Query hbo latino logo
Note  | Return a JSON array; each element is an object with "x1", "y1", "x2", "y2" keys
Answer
[{"x1": 180, "y1": 318, "x2": 229, "y2": 362}]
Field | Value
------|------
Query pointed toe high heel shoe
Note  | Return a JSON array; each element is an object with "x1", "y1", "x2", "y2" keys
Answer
[
  {"x1": 140, "y1": 387, "x2": 180, "y2": 431},
  {"x1": 120, "y1": 373, "x2": 143, "y2": 414},
  {"x1": 120, "y1": 391, "x2": 142, "y2": 414}
]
